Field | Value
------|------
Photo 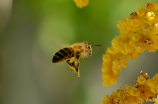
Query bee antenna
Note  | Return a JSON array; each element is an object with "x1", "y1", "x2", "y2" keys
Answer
[
  {"x1": 92, "y1": 45, "x2": 102, "y2": 47},
  {"x1": 94, "y1": 45, "x2": 102, "y2": 46}
]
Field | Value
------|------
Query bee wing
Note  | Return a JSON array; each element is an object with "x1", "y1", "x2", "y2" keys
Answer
[
  {"x1": 52, "y1": 47, "x2": 74, "y2": 63},
  {"x1": 50, "y1": 37, "x2": 70, "y2": 48}
]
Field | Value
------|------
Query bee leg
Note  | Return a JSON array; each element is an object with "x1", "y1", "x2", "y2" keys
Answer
[
  {"x1": 69, "y1": 53, "x2": 79, "y2": 63},
  {"x1": 66, "y1": 59, "x2": 80, "y2": 77},
  {"x1": 69, "y1": 57, "x2": 76, "y2": 63},
  {"x1": 74, "y1": 54, "x2": 80, "y2": 77},
  {"x1": 76, "y1": 54, "x2": 80, "y2": 60},
  {"x1": 66, "y1": 59, "x2": 74, "y2": 70},
  {"x1": 83, "y1": 57, "x2": 87, "y2": 60},
  {"x1": 74, "y1": 60, "x2": 80, "y2": 77}
]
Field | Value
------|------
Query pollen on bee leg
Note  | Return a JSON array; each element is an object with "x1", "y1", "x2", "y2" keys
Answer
[{"x1": 70, "y1": 57, "x2": 76, "y2": 63}]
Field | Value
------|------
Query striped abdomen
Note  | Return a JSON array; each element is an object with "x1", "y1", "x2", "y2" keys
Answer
[{"x1": 52, "y1": 47, "x2": 74, "y2": 63}]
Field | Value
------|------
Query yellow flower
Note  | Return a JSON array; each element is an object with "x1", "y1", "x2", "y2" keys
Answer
[
  {"x1": 73, "y1": 0, "x2": 89, "y2": 8},
  {"x1": 102, "y1": 71, "x2": 158, "y2": 104},
  {"x1": 102, "y1": 1, "x2": 158, "y2": 86}
]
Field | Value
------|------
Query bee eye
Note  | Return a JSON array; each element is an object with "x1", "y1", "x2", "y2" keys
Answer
[{"x1": 86, "y1": 44, "x2": 90, "y2": 49}]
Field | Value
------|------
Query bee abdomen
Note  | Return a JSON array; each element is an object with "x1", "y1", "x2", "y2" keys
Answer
[{"x1": 52, "y1": 47, "x2": 74, "y2": 63}]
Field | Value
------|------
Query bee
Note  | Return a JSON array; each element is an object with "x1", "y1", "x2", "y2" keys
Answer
[{"x1": 52, "y1": 41, "x2": 101, "y2": 77}]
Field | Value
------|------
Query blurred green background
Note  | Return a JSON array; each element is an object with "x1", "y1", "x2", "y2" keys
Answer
[{"x1": 0, "y1": 0, "x2": 158, "y2": 104}]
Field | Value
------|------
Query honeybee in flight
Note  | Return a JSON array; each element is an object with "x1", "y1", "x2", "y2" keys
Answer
[{"x1": 52, "y1": 41, "x2": 101, "y2": 77}]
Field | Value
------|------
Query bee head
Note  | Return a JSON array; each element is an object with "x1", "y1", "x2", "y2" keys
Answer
[
  {"x1": 90, "y1": 43, "x2": 102, "y2": 54},
  {"x1": 84, "y1": 42, "x2": 101, "y2": 56},
  {"x1": 84, "y1": 42, "x2": 92, "y2": 56}
]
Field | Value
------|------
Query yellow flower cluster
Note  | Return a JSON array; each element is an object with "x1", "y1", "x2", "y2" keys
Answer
[
  {"x1": 102, "y1": 71, "x2": 158, "y2": 104},
  {"x1": 73, "y1": 0, "x2": 89, "y2": 8},
  {"x1": 102, "y1": 1, "x2": 158, "y2": 86}
]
